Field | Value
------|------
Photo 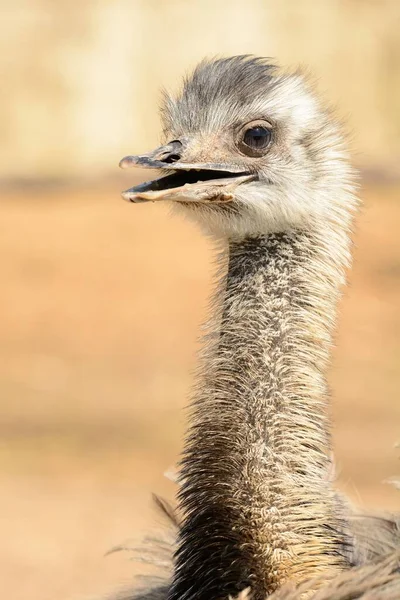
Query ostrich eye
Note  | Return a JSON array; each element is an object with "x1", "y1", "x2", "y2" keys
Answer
[
  {"x1": 244, "y1": 127, "x2": 271, "y2": 148},
  {"x1": 237, "y1": 122, "x2": 272, "y2": 157}
]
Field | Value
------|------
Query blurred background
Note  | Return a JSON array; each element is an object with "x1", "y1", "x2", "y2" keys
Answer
[{"x1": 1, "y1": 2, "x2": 399, "y2": 599}]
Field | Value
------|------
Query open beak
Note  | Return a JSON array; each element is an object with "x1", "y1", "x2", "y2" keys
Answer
[{"x1": 119, "y1": 142, "x2": 255, "y2": 204}]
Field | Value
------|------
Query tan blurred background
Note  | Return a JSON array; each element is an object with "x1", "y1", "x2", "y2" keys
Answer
[{"x1": 1, "y1": 2, "x2": 399, "y2": 599}]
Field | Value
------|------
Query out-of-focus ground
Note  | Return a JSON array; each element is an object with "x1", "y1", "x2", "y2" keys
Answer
[{"x1": 0, "y1": 179, "x2": 399, "y2": 600}]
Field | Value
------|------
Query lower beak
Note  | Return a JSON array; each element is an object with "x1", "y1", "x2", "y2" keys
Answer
[
  {"x1": 119, "y1": 147, "x2": 255, "y2": 204},
  {"x1": 121, "y1": 172, "x2": 254, "y2": 204}
]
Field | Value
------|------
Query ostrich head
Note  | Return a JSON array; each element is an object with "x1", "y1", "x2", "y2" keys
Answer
[{"x1": 120, "y1": 56, "x2": 354, "y2": 239}]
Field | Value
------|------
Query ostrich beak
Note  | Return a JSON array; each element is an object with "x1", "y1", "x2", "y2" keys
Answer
[{"x1": 119, "y1": 144, "x2": 255, "y2": 204}]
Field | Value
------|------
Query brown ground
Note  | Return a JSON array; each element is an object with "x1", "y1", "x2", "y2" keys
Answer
[{"x1": 0, "y1": 180, "x2": 399, "y2": 600}]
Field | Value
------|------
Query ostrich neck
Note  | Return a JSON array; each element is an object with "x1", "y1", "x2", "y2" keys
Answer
[{"x1": 170, "y1": 229, "x2": 351, "y2": 600}]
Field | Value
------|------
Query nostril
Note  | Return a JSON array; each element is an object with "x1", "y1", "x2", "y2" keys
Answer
[
  {"x1": 164, "y1": 154, "x2": 181, "y2": 164},
  {"x1": 157, "y1": 139, "x2": 183, "y2": 163}
]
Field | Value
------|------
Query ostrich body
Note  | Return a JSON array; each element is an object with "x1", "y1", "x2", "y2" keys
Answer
[{"x1": 118, "y1": 57, "x2": 399, "y2": 600}]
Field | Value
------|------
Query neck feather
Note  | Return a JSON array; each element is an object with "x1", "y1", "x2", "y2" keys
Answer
[{"x1": 170, "y1": 226, "x2": 352, "y2": 600}]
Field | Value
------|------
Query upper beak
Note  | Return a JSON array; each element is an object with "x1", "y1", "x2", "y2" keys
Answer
[{"x1": 119, "y1": 142, "x2": 255, "y2": 204}]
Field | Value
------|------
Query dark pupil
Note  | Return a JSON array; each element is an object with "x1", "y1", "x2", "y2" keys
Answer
[{"x1": 243, "y1": 126, "x2": 271, "y2": 149}]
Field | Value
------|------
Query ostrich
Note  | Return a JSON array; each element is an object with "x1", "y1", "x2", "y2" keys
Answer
[{"x1": 117, "y1": 57, "x2": 399, "y2": 600}]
